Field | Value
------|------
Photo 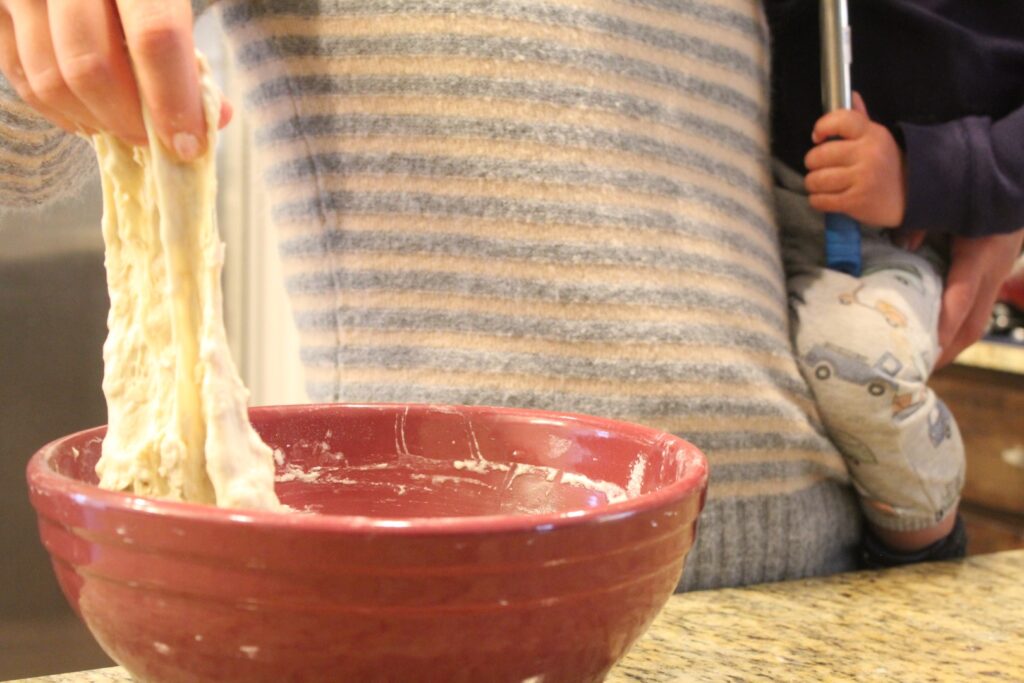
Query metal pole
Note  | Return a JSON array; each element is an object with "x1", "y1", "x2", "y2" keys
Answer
[{"x1": 820, "y1": 0, "x2": 862, "y2": 276}]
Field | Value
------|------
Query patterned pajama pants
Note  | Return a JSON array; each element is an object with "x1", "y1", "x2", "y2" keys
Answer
[{"x1": 775, "y1": 163, "x2": 965, "y2": 532}]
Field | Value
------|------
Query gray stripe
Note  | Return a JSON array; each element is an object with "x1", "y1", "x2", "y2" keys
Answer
[
  {"x1": 620, "y1": 0, "x2": 763, "y2": 38},
  {"x1": 271, "y1": 186, "x2": 774, "y2": 243},
  {"x1": 266, "y1": 140, "x2": 767, "y2": 204},
  {"x1": 680, "y1": 480, "x2": 858, "y2": 591},
  {"x1": 293, "y1": 306, "x2": 792, "y2": 354},
  {"x1": 703, "y1": 458, "x2": 841, "y2": 485},
  {"x1": 233, "y1": 9, "x2": 764, "y2": 83},
  {"x1": 0, "y1": 129, "x2": 89, "y2": 159},
  {"x1": 222, "y1": 0, "x2": 763, "y2": 42},
  {"x1": 255, "y1": 104, "x2": 763, "y2": 161},
  {"x1": 244, "y1": 69, "x2": 762, "y2": 125},
  {"x1": 0, "y1": 103, "x2": 56, "y2": 133},
  {"x1": 300, "y1": 344, "x2": 810, "y2": 396},
  {"x1": 310, "y1": 382, "x2": 805, "y2": 421},
  {"x1": 0, "y1": 148, "x2": 95, "y2": 188},
  {"x1": 278, "y1": 228, "x2": 783, "y2": 299},
  {"x1": 685, "y1": 430, "x2": 835, "y2": 457},
  {"x1": 285, "y1": 269, "x2": 785, "y2": 331}
]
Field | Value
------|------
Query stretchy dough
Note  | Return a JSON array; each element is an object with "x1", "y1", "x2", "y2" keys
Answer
[{"x1": 93, "y1": 57, "x2": 280, "y2": 510}]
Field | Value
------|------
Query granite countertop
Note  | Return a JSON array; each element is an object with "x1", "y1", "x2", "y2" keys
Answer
[{"x1": 12, "y1": 550, "x2": 1023, "y2": 683}]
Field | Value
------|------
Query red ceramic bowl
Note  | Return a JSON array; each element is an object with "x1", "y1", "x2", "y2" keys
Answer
[{"x1": 28, "y1": 403, "x2": 708, "y2": 683}]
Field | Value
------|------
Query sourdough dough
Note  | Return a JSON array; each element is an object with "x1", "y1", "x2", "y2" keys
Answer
[{"x1": 93, "y1": 59, "x2": 280, "y2": 510}]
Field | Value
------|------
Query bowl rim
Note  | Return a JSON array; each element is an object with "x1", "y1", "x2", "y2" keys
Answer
[{"x1": 27, "y1": 402, "x2": 708, "y2": 536}]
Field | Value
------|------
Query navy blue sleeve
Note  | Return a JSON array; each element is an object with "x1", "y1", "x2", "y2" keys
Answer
[{"x1": 899, "y1": 104, "x2": 1024, "y2": 237}]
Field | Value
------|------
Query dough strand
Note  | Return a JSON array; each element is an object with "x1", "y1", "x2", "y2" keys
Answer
[{"x1": 93, "y1": 55, "x2": 281, "y2": 510}]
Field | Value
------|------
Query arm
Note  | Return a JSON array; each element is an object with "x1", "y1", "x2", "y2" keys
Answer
[
  {"x1": 900, "y1": 105, "x2": 1024, "y2": 237},
  {"x1": 0, "y1": 0, "x2": 217, "y2": 162},
  {"x1": 0, "y1": 77, "x2": 95, "y2": 209},
  {"x1": 0, "y1": 0, "x2": 230, "y2": 209},
  {"x1": 803, "y1": 93, "x2": 1024, "y2": 364}
]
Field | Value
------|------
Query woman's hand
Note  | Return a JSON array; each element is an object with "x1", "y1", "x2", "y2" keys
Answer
[
  {"x1": 937, "y1": 230, "x2": 1024, "y2": 368},
  {"x1": 0, "y1": 0, "x2": 229, "y2": 159},
  {"x1": 804, "y1": 92, "x2": 906, "y2": 228}
]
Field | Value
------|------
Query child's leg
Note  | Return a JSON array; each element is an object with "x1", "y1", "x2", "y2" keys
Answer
[
  {"x1": 773, "y1": 159, "x2": 965, "y2": 558},
  {"x1": 789, "y1": 239, "x2": 965, "y2": 549}
]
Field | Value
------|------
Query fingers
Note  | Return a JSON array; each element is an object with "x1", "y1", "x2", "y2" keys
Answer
[
  {"x1": 115, "y1": 0, "x2": 205, "y2": 160},
  {"x1": 49, "y1": 0, "x2": 146, "y2": 145},
  {"x1": 805, "y1": 166, "x2": 853, "y2": 195},
  {"x1": 804, "y1": 139, "x2": 857, "y2": 171},
  {"x1": 807, "y1": 189, "x2": 856, "y2": 215},
  {"x1": 936, "y1": 262, "x2": 981, "y2": 367},
  {"x1": 0, "y1": 10, "x2": 73, "y2": 131},
  {"x1": 935, "y1": 230, "x2": 1024, "y2": 368},
  {"x1": 812, "y1": 109, "x2": 869, "y2": 144},
  {"x1": 852, "y1": 91, "x2": 868, "y2": 117},
  {"x1": 6, "y1": 0, "x2": 101, "y2": 133},
  {"x1": 219, "y1": 99, "x2": 233, "y2": 130}
]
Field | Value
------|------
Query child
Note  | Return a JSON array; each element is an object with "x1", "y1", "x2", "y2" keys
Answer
[{"x1": 766, "y1": 1, "x2": 1024, "y2": 565}]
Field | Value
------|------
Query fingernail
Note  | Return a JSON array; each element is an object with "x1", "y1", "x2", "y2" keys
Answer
[{"x1": 172, "y1": 132, "x2": 201, "y2": 161}]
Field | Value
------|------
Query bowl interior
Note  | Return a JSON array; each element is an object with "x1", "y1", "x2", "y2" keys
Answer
[{"x1": 44, "y1": 403, "x2": 702, "y2": 520}]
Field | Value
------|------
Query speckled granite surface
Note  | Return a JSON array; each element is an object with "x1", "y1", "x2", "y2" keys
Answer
[{"x1": 12, "y1": 551, "x2": 1023, "y2": 683}]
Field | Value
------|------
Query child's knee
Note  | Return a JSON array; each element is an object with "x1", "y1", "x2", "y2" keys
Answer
[{"x1": 794, "y1": 324, "x2": 921, "y2": 420}]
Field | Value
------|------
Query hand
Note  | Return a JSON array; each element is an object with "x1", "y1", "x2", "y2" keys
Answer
[
  {"x1": 937, "y1": 230, "x2": 1024, "y2": 368},
  {"x1": 804, "y1": 92, "x2": 906, "y2": 227},
  {"x1": 0, "y1": 0, "x2": 230, "y2": 159}
]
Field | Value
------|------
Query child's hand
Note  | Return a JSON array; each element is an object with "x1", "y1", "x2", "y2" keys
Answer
[{"x1": 804, "y1": 92, "x2": 907, "y2": 228}]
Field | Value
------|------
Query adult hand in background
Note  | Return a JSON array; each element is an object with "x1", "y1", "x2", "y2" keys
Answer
[
  {"x1": 0, "y1": 0, "x2": 230, "y2": 159},
  {"x1": 937, "y1": 230, "x2": 1024, "y2": 368}
]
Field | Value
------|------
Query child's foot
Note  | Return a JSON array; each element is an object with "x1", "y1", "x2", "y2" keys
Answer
[
  {"x1": 871, "y1": 508, "x2": 957, "y2": 552},
  {"x1": 860, "y1": 512, "x2": 967, "y2": 569}
]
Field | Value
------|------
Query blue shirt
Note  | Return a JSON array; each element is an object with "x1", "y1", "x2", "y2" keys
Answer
[{"x1": 766, "y1": 0, "x2": 1024, "y2": 236}]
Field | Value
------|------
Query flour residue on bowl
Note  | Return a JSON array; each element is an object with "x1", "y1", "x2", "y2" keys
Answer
[
  {"x1": 453, "y1": 459, "x2": 510, "y2": 475},
  {"x1": 627, "y1": 454, "x2": 647, "y2": 499},
  {"x1": 272, "y1": 433, "x2": 642, "y2": 517}
]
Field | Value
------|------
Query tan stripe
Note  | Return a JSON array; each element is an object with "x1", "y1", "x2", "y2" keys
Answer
[
  {"x1": 270, "y1": 210, "x2": 781, "y2": 287},
  {"x1": 302, "y1": 365, "x2": 817, "y2": 410},
  {"x1": 236, "y1": 13, "x2": 764, "y2": 99},
  {"x1": 0, "y1": 94, "x2": 57, "y2": 124},
  {"x1": 706, "y1": 473, "x2": 840, "y2": 501},
  {"x1": 263, "y1": 128, "x2": 762, "y2": 204},
  {"x1": 0, "y1": 135, "x2": 86, "y2": 169},
  {"x1": 298, "y1": 171, "x2": 764, "y2": 234},
  {"x1": 268, "y1": 170, "x2": 774, "y2": 261},
  {"x1": 650, "y1": 415, "x2": 821, "y2": 438},
  {"x1": 265, "y1": 166, "x2": 774, "y2": 262},
  {"x1": 707, "y1": 449, "x2": 845, "y2": 478},
  {"x1": 0, "y1": 123, "x2": 54, "y2": 148},
  {"x1": 249, "y1": 55, "x2": 765, "y2": 146},
  {"x1": 0, "y1": 170, "x2": 63, "y2": 191},
  {"x1": 263, "y1": 139, "x2": 767, "y2": 230},
  {"x1": 286, "y1": 287, "x2": 783, "y2": 337},
  {"x1": 601, "y1": 0, "x2": 763, "y2": 50},
  {"x1": 302, "y1": 328, "x2": 800, "y2": 374},
  {"x1": 229, "y1": 0, "x2": 761, "y2": 54},
  {"x1": 280, "y1": 250, "x2": 784, "y2": 313}
]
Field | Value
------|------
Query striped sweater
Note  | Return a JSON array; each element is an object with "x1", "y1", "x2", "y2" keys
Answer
[{"x1": 0, "y1": 0, "x2": 860, "y2": 589}]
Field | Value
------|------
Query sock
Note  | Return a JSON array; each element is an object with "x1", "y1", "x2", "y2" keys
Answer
[{"x1": 860, "y1": 514, "x2": 967, "y2": 569}]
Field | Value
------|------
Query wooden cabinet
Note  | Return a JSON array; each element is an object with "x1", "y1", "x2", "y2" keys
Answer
[{"x1": 932, "y1": 342, "x2": 1024, "y2": 555}]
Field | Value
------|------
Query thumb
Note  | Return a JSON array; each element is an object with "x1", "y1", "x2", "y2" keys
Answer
[
  {"x1": 937, "y1": 261, "x2": 979, "y2": 364},
  {"x1": 852, "y1": 91, "x2": 869, "y2": 118},
  {"x1": 219, "y1": 99, "x2": 233, "y2": 130}
]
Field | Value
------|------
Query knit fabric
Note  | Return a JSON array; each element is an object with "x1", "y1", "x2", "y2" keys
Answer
[
  {"x1": 0, "y1": 0, "x2": 860, "y2": 589},
  {"x1": 0, "y1": 78, "x2": 95, "y2": 212}
]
